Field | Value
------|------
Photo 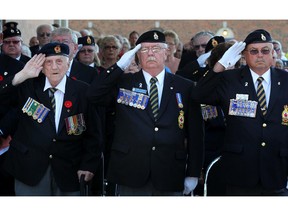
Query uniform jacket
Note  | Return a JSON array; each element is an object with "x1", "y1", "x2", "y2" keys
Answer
[
  {"x1": 87, "y1": 65, "x2": 204, "y2": 192},
  {"x1": 0, "y1": 74, "x2": 101, "y2": 192},
  {"x1": 70, "y1": 60, "x2": 98, "y2": 84},
  {"x1": 192, "y1": 65, "x2": 288, "y2": 190}
]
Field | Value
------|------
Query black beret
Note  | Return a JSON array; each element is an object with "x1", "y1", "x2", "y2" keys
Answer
[
  {"x1": 3, "y1": 22, "x2": 21, "y2": 39},
  {"x1": 205, "y1": 36, "x2": 225, "y2": 53},
  {"x1": 39, "y1": 42, "x2": 69, "y2": 57},
  {"x1": 78, "y1": 36, "x2": 95, "y2": 46},
  {"x1": 244, "y1": 29, "x2": 272, "y2": 46},
  {"x1": 136, "y1": 30, "x2": 165, "y2": 45}
]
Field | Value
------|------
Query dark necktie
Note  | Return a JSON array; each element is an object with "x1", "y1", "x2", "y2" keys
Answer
[
  {"x1": 49, "y1": 87, "x2": 57, "y2": 113},
  {"x1": 256, "y1": 77, "x2": 267, "y2": 116},
  {"x1": 150, "y1": 77, "x2": 159, "y2": 120}
]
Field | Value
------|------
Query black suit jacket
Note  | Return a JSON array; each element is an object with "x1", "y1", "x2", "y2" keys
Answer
[
  {"x1": 0, "y1": 74, "x2": 101, "y2": 192},
  {"x1": 87, "y1": 65, "x2": 204, "y2": 192},
  {"x1": 70, "y1": 60, "x2": 98, "y2": 84},
  {"x1": 192, "y1": 66, "x2": 288, "y2": 190}
]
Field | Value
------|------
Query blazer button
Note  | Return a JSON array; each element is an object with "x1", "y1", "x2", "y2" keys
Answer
[
  {"x1": 154, "y1": 127, "x2": 159, "y2": 132},
  {"x1": 262, "y1": 123, "x2": 267, "y2": 127},
  {"x1": 52, "y1": 138, "x2": 56, "y2": 142},
  {"x1": 49, "y1": 155, "x2": 53, "y2": 159},
  {"x1": 152, "y1": 146, "x2": 156, "y2": 151},
  {"x1": 261, "y1": 142, "x2": 266, "y2": 147}
]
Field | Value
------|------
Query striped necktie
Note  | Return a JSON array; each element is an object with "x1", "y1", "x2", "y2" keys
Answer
[
  {"x1": 256, "y1": 77, "x2": 267, "y2": 116},
  {"x1": 150, "y1": 77, "x2": 159, "y2": 120},
  {"x1": 49, "y1": 87, "x2": 57, "y2": 113}
]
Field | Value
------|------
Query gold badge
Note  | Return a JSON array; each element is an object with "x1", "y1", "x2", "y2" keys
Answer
[
  {"x1": 178, "y1": 110, "x2": 184, "y2": 129},
  {"x1": 261, "y1": 33, "x2": 266, "y2": 41},
  {"x1": 211, "y1": 38, "x2": 218, "y2": 48},
  {"x1": 281, "y1": 105, "x2": 288, "y2": 126},
  {"x1": 87, "y1": 36, "x2": 92, "y2": 44},
  {"x1": 54, "y1": 45, "x2": 61, "y2": 53},
  {"x1": 154, "y1": 32, "x2": 159, "y2": 40}
]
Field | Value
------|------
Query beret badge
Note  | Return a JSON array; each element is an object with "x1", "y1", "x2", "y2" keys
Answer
[
  {"x1": 212, "y1": 39, "x2": 218, "y2": 48},
  {"x1": 87, "y1": 36, "x2": 92, "y2": 45},
  {"x1": 154, "y1": 32, "x2": 159, "y2": 40},
  {"x1": 261, "y1": 34, "x2": 266, "y2": 41},
  {"x1": 54, "y1": 45, "x2": 61, "y2": 54}
]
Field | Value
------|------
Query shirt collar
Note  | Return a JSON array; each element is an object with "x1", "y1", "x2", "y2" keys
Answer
[
  {"x1": 142, "y1": 69, "x2": 165, "y2": 86},
  {"x1": 250, "y1": 68, "x2": 271, "y2": 85},
  {"x1": 43, "y1": 75, "x2": 67, "y2": 94}
]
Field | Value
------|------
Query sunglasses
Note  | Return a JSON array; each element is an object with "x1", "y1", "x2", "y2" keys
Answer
[
  {"x1": 79, "y1": 49, "x2": 94, "y2": 53},
  {"x1": 194, "y1": 44, "x2": 207, "y2": 50},
  {"x1": 245, "y1": 49, "x2": 271, "y2": 55},
  {"x1": 3, "y1": 40, "x2": 21, "y2": 45},
  {"x1": 39, "y1": 33, "x2": 51, "y2": 38},
  {"x1": 104, "y1": 45, "x2": 118, "y2": 50}
]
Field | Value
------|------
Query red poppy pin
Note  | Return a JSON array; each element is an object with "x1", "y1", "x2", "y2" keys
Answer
[
  {"x1": 64, "y1": 100, "x2": 72, "y2": 109},
  {"x1": 0, "y1": 75, "x2": 3, "y2": 81},
  {"x1": 71, "y1": 76, "x2": 77, "y2": 80}
]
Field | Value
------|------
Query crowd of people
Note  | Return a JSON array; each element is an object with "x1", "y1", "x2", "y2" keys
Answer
[{"x1": 0, "y1": 21, "x2": 288, "y2": 196}]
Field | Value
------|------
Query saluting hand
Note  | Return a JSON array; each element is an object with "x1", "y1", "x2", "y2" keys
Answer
[{"x1": 12, "y1": 54, "x2": 46, "y2": 86}]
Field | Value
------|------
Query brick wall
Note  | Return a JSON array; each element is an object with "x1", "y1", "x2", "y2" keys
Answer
[{"x1": 69, "y1": 20, "x2": 288, "y2": 52}]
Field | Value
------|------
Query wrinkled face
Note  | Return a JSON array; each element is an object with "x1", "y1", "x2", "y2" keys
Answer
[
  {"x1": 243, "y1": 42, "x2": 274, "y2": 74},
  {"x1": 78, "y1": 45, "x2": 96, "y2": 65},
  {"x1": 2, "y1": 36, "x2": 22, "y2": 58},
  {"x1": 42, "y1": 55, "x2": 69, "y2": 86},
  {"x1": 137, "y1": 42, "x2": 167, "y2": 75},
  {"x1": 193, "y1": 35, "x2": 211, "y2": 57},
  {"x1": 37, "y1": 27, "x2": 52, "y2": 46}
]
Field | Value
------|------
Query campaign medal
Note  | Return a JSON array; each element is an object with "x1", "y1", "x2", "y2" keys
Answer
[
  {"x1": 176, "y1": 93, "x2": 183, "y2": 109},
  {"x1": 178, "y1": 110, "x2": 184, "y2": 129},
  {"x1": 281, "y1": 105, "x2": 288, "y2": 126},
  {"x1": 37, "y1": 107, "x2": 50, "y2": 123},
  {"x1": 22, "y1": 97, "x2": 33, "y2": 113}
]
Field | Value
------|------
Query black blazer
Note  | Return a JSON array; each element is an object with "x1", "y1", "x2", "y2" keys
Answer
[
  {"x1": 70, "y1": 60, "x2": 98, "y2": 84},
  {"x1": 87, "y1": 65, "x2": 204, "y2": 192},
  {"x1": 192, "y1": 65, "x2": 288, "y2": 190},
  {"x1": 0, "y1": 74, "x2": 101, "y2": 192}
]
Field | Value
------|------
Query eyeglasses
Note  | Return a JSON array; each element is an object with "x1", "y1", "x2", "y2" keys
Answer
[
  {"x1": 39, "y1": 33, "x2": 51, "y2": 38},
  {"x1": 139, "y1": 46, "x2": 163, "y2": 53},
  {"x1": 79, "y1": 49, "x2": 94, "y2": 53},
  {"x1": 274, "y1": 48, "x2": 280, "y2": 52},
  {"x1": 104, "y1": 45, "x2": 118, "y2": 50},
  {"x1": 3, "y1": 40, "x2": 21, "y2": 45},
  {"x1": 245, "y1": 48, "x2": 271, "y2": 55},
  {"x1": 194, "y1": 44, "x2": 207, "y2": 50}
]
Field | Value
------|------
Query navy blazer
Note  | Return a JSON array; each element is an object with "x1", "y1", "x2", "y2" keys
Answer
[
  {"x1": 0, "y1": 74, "x2": 101, "y2": 192},
  {"x1": 87, "y1": 65, "x2": 204, "y2": 192},
  {"x1": 192, "y1": 65, "x2": 288, "y2": 190}
]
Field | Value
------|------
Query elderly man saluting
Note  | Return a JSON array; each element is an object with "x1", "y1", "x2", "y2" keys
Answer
[
  {"x1": 87, "y1": 30, "x2": 204, "y2": 196},
  {"x1": 0, "y1": 43, "x2": 101, "y2": 195}
]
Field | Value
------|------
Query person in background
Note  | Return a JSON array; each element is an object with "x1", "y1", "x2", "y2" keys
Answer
[
  {"x1": 29, "y1": 36, "x2": 39, "y2": 47},
  {"x1": 87, "y1": 30, "x2": 204, "y2": 196},
  {"x1": 163, "y1": 30, "x2": 180, "y2": 74},
  {"x1": 128, "y1": 30, "x2": 139, "y2": 49},
  {"x1": 192, "y1": 29, "x2": 288, "y2": 196},
  {"x1": 1, "y1": 22, "x2": 30, "y2": 64},
  {"x1": 76, "y1": 35, "x2": 101, "y2": 69},
  {"x1": 30, "y1": 24, "x2": 53, "y2": 57},
  {"x1": 272, "y1": 39, "x2": 287, "y2": 61},
  {"x1": 0, "y1": 43, "x2": 101, "y2": 195},
  {"x1": 178, "y1": 31, "x2": 214, "y2": 70}
]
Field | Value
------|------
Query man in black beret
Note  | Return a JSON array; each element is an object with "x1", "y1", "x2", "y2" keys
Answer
[
  {"x1": 1, "y1": 21, "x2": 30, "y2": 64},
  {"x1": 0, "y1": 43, "x2": 101, "y2": 195},
  {"x1": 192, "y1": 29, "x2": 288, "y2": 196},
  {"x1": 87, "y1": 30, "x2": 204, "y2": 196}
]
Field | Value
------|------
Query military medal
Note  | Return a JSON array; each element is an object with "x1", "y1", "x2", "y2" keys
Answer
[
  {"x1": 178, "y1": 110, "x2": 184, "y2": 129},
  {"x1": 176, "y1": 93, "x2": 183, "y2": 109},
  {"x1": 281, "y1": 105, "x2": 288, "y2": 126}
]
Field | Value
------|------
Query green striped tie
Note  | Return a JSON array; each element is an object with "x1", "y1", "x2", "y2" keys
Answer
[
  {"x1": 49, "y1": 87, "x2": 57, "y2": 113},
  {"x1": 256, "y1": 77, "x2": 267, "y2": 116},
  {"x1": 150, "y1": 77, "x2": 159, "y2": 120}
]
